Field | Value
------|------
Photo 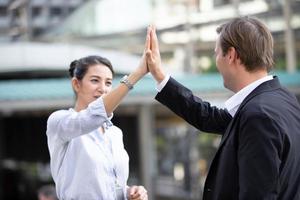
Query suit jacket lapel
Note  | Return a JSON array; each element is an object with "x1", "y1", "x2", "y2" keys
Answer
[{"x1": 218, "y1": 76, "x2": 281, "y2": 148}]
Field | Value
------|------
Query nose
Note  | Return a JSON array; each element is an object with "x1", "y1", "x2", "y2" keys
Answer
[{"x1": 97, "y1": 82, "x2": 106, "y2": 94}]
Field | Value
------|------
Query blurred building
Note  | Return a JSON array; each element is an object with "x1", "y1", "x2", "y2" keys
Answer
[
  {"x1": 0, "y1": 0, "x2": 89, "y2": 41},
  {"x1": 39, "y1": 0, "x2": 300, "y2": 73}
]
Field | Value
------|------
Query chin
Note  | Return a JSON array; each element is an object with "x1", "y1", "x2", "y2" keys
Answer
[
  {"x1": 223, "y1": 82, "x2": 230, "y2": 91},
  {"x1": 93, "y1": 96, "x2": 101, "y2": 100}
]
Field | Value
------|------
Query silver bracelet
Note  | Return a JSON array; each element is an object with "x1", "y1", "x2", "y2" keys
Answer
[{"x1": 120, "y1": 75, "x2": 134, "y2": 90}]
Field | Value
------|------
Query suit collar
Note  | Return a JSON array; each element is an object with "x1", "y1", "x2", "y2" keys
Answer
[
  {"x1": 225, "y1": 75, "x2": 273, "y2": 117},
  {"x1": 219, "y1": 76, "x2": 281, "y2": 147},
  {"x1": 237, "y1": 76, "x2": 281, "y2": 113}
]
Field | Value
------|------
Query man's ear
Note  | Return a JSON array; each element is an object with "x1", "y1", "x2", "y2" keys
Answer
[
  {"x1": 227, "y1": 47, "x2": 238, "y2": 64},
  {"x1": 71, "y1": 77, "x2": 80, "y2": 93}
]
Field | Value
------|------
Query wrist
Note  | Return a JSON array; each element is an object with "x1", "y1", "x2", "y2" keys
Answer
[
  {"x1": 120, "y1": 75, "x2": 134, "y2": 90},
  {"x1": 153, "y1": 69, "x2": 165, "y2": 83},
  {"x1": 128, "y1": 70, "x2": 143, "y2": 84}
]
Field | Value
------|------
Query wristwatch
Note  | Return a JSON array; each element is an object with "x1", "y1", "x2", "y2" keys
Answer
[{"x1": 120, "y1": 75, "x2": 134, "y2": 90}]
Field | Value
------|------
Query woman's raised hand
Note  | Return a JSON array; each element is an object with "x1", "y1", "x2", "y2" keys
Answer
[
  {"x1": 145, "y1": 26, "x2": 165, "y2": 83},
  {"x1": 136, "y1": 26, "x2": 152, "y2": 76}
]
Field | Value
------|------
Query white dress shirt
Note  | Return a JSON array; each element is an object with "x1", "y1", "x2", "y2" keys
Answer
[
  {"x1": 156, "y1": 75, "x2": 170, "y2": 92},
  {"x1": 225, "y1": 75, "x2": 273, "y2": 116},
  {"x1": 46, "y1": 97, "x2": 129, "y2": 200}
]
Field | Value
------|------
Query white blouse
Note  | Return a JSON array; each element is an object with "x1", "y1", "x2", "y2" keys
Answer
[{"x1": 46, "y1": 97, "x2": 129, "y2": 200}]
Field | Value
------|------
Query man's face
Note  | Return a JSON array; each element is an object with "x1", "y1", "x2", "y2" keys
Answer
[
  {"x1": 215, "y1": 36, "x2": 226, "y2": 74},
  {"x1": 215, "y1": 36, "x2": 235, "y2": 91}
]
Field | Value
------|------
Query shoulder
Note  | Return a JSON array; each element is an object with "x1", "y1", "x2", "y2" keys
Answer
[
  {"x1": 242, "y1": 88, "x2": 297, "y2": 116},
  {"x1": 238, "y1": 91, "x2": 285, "y2": 131},
  {"x1": 47, "y1": 109, "x2": 73, "y2": 130},
  {"x1": 48, "y1": 109, "x2": 71, "y2": 122}
]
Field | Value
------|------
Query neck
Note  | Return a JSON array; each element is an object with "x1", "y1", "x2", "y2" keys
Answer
[
  {"x1": 233, "y1": 69, "x2": 268, "y2": 93},
  {"x1": 74, "y1": 100, "x2": 87, "y2": 112},
  {"x1": 98, "y1": 126, "x2": 105, "y2": 134}
]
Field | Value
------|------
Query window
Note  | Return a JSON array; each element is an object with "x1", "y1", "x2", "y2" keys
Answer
[
  {"x1": 50, "y1": 7, "x2": 61, "y2": 17},
  {"x1": 32, "y1": 7, "x2": 42, "y2": 17},
  {"x1": 0, "y1": 6, "x2": 7, "y2": 16},
  {"x1": 214, "y1": 0, "x2": 231, "y2": 7}
]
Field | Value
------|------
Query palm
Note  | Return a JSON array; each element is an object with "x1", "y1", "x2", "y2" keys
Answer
[{"x1": 145, "y1": 26, "x2": 163, "y2": 80}]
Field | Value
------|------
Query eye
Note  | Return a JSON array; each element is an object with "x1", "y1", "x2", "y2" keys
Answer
[
  {"x1": 106, "y1": 81, "x2": 112, "y2": 86},
  {"x1": 91, "y1": 79, "x2": 99, "y2": 83}
]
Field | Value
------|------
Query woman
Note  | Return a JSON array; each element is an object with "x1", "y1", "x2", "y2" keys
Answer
[{"x1": 46, "y1": 30, "x2": 150, "y2": 200}]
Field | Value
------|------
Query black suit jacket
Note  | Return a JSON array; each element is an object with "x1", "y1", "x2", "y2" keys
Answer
[{"x1": 155, "y1": 77, "x2": 300, "y2": 200}]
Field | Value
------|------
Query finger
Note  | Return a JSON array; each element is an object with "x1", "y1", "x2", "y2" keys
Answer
[
  {"x1": 130, "y1": 193, "x2": 139, "y2": 199},
  {"x1": 146, "y1": 50, "x2": 155, "y2": 66},
  {"x1": 131, "y1": 193, "x2": 147, "y2": 200},
  {"x1": 129, "y1": 190, "x2": 140, "y2": 199},
  {"x1": 139, "y1": 192, "x2": 148, "y2": 200},
  {"x1": 151, "y1": 25, "x2": 159, "y2": 51},
  {"x1": 129, "y1": 185, "x2": 138, "y2": 196},
  {"x1": 130, "y1": 193, "x2": 145, "y2": 200},
  {"x1": 129, "y1": 186, "x2": 146, "y2": 199},
  {"x1": 144, "y1": 27, "x2": 151, "y2": 53}
]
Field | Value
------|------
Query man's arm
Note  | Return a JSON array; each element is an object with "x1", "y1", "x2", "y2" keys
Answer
[
  {"x1": 156, "y1": 77, "x2": 232, "y2": 134},
  {"x1": 146, "y1": 26, "x2": 231, "y2": 134}
]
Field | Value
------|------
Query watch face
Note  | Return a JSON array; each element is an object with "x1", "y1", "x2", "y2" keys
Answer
[
  {"x1": 121, "y1": 75, "x2": 127, "y2": 82},
  {"x1": 120, "y1": 75, "x2": 133, "y2": 89}
]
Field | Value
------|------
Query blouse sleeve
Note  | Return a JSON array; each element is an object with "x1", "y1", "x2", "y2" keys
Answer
[{"x1": 46, "y1": 97, "x2": 110, "y2": 142}]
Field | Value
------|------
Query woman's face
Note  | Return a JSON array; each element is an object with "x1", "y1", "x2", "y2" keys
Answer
[{"x1": 75, "y1": 64, "x2": 113, "y2": 107}]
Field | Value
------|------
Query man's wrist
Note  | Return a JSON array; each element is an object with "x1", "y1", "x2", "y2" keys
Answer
[
  {"x1": 153, "y1": 69, "x2": 165, "y2": 83},
  {"x1": 156, "y1": 75, "x2": 170, "y2": 92}
]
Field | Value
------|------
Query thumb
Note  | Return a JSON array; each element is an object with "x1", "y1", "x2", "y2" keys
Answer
[
  {"x1": 146, "y1": 50, "x2": 155, "y2": 65},
  {"x1": 129, "y1": 186, "x2": 138, "y2": 195}
]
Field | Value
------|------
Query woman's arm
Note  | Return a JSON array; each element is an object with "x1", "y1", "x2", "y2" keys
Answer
[
  {"x1": 47, "y1": 28, "x2": 151, "y2": 141},
  {"x1": 47, "y1": 97, "x2": 109, "y2": 141},
  {"x1": 102, "y1": 28, "x2": 150, "y2": 115}
]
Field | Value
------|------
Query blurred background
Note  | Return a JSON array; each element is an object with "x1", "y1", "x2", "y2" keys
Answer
[{"x1": 0, "y1": 0, "x2": 299, "y2": 199}]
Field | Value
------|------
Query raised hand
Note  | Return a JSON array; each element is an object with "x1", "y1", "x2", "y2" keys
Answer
[
  {"x1": 135, "y1": 27, "x2": 152, "y2": 77},
  {"x1": 145, "y1": 26, "x2": 166, "y2": 83}
]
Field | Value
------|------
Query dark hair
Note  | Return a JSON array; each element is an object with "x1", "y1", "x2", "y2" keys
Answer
[
  {"x1": 216, "y1": 16, "x2": 274, "y2": 72},
  {"x1": 69, "y1": 55, "x2": 114, "y2": 80},
  {"x1": 37, "y1": 185, "x2": 58, "y2": 200}
]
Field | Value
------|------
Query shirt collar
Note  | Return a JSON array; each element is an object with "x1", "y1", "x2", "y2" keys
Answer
[
  {"x1": 225, "y1": 75, "x2": 273, "y2": 117},
  {"x1": 103, "y1": 114, "x2": 113, "y2": 129}
]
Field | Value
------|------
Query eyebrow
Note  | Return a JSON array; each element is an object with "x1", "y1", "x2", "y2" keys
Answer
[{"x1": 90, "y1": 75, "x2": 112, "y2": 80}]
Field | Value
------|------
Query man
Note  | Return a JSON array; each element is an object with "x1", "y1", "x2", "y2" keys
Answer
[{"x1": 146, "y1": 17, "x2": 300, "y2": 199}]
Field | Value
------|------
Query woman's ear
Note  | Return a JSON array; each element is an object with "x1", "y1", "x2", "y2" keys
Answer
[{"x1": 71, "y1": 77, "x2": 80, "y2": 93}]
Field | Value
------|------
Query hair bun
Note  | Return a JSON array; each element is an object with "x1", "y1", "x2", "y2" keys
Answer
[{"x1": 69, "y1": 60, "x2": 79, "y2": 77}]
